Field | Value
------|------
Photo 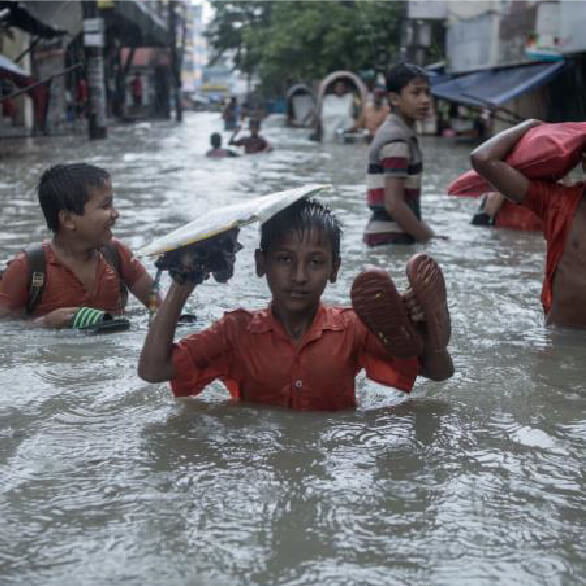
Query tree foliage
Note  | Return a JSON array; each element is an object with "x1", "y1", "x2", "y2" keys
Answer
[{"x1": 207, "y1": 1, "x2": 407, "y2": 92}]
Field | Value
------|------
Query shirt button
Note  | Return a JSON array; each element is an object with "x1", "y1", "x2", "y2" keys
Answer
[{"x1": 295, "y1": 380, "x2": 303, "y2": 390}]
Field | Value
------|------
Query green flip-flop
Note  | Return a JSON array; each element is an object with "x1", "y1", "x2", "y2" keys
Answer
[{"x1": 70, "y1": 307, "x2": 130, "y2": 334}]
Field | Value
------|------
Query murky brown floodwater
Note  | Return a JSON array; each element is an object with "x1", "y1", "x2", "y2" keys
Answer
[{"x1": 1, "y1": 113, "x2": 585, "y2": 585}]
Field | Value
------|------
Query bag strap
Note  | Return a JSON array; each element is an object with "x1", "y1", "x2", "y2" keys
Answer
[
  {"x1": 101, "y1": 242, "x2": 128, "y2": 309},
  {"x1": 24, "y1": 245, "x2": 47, "y2": 316},
  {"x1": 23, "y1": 243, "x2": 128, "y2": 316}
]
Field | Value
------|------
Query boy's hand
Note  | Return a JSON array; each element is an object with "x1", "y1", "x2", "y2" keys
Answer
[
  {"x1": 169, "y1": 249, "x2": 209, "y2": 286},
  {"x1": 163, "y1": 228, "x2": 241, "y2": 285},
  {"x1": 34, "y1": 307, "x2": 79, "y2": 329}
]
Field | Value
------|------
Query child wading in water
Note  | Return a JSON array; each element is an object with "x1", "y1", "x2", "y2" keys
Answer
[
  {"x1": 139, "y1": 199, "x2": 453, "y2": 411},
  {"x1": 0, "y1": 163, "x2": 159, "y2": 329},
  {"x1": 364, "y1": 63, "x2": 441, "y2": 246}
]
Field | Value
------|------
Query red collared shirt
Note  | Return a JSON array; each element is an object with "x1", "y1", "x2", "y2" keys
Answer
[
  {"x1": 171, "y1": 304, "x2": 419, "y2": 411},
  {"x1": 0, "y1": 238, "x2": 147, "y2": 317},
  {"x1": 522, "y1": 181, "x2": 584, "y2": 315}
]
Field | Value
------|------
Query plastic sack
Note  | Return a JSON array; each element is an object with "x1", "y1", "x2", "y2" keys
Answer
[{"x1": 447, "y1": 122, "x2": 586, "y2": 197}]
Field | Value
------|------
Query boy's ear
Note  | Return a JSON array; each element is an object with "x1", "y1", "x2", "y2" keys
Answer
[
  {"x1": 388, "y1": 91, "x2": 400, "y2": 107},
  {"x1": 254, "y1": 249, "x2": 265, "y2": 277},
  {"x1": 58, "y1": 210, "x2": 76, "y2": 232},
  {"x1": 329, "y1": 257, "x2": 341, "y2": 283}
]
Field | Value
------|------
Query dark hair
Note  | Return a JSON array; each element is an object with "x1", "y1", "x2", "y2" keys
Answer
[
  {"x1": 260, "y1": 198, "x2": 342, "y2": 262},
  {"x1": 249, "y1": 118, "x2": 260, "y2": 129},
  {"x1": 386, "y1": 62, "x2": 429, "y2": 94},
  {"x1": 38, "y1": 163, "x2": 110, "y2": 232},
  {"x1": 211, "y1": 132, "x2": 222, "y2": 148}
]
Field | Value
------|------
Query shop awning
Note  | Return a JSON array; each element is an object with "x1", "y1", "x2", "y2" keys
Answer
[
  {"x1": 431, "y1": 61, "x2": 565, "y2": 108},
  {"x1": 102, "y1": 0, "x2": 169, "y2": 48},
  {"x1": 0, "y1": 1, "x2": 67, "y2": 38}
]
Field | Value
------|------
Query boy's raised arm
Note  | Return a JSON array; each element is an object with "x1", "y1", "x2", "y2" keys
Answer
[
  {"x1": 470, "y1": 119, "x2": 541, "y2": 203},
  {"x1": 138, "y1": 280, "x2": 194, "y2": 382}
]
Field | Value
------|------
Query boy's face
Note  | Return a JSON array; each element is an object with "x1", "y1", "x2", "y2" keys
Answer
[
  {"x1": 65, "y1": 178, "x2": 119, "y2": 247},
  {"x1": 255, "y1": 228, "x2": 339, "y2": 317},
  {"x1": 249, "y1": 122, "x2": 259, "y2": 137},
  {"x1": 389, "y1": 77, "x2": 431, "y2": 121}
]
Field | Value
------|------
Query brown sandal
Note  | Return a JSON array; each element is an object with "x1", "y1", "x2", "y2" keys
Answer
[
  {"x1": 405, "y1": 254, "x2": 451, "y2": 352},
  {"x1": 351, "y1": 270, "x2": 423, "y2": 359}
]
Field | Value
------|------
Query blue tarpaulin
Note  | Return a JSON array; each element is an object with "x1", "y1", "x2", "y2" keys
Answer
[{"x1": 431, "y1": 61, "x2": 565, "y2": 108}]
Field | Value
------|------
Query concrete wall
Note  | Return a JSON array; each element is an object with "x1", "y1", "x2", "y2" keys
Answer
[
  {"x1": 446, "y1": 11, "x2": 500, "y2": 72},
  {"x1": 559, "y1": 0, "x2": 586, "y2": 54}
]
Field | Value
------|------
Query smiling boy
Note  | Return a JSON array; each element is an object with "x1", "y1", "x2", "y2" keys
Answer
[
  {"x1": 138, "y1": 198, "x2": 453, "y2": 411},
  {"x1": 364, "y1": 63, "x2": 436, "y2": 246},
  {"x1": 0, "y1": 163, "x2": 158, "y2": 327}
]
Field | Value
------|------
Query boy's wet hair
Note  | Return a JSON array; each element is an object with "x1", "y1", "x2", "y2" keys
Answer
[
  {"x1": 38, "y1": 163, "x2": 110, "y2": 232},
  {"x1": 386, "y1": 62, "x2": 429, "y2": 94},
  {"x1": 260, "y1": 198, "x2": 341, "y2": 262},
  {"x1": 211, "y1": 132, "x2": 222, "y2": 148}
]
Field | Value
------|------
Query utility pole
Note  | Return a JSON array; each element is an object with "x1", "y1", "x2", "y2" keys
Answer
[
  {"x1": 169, "y1": 0, "x2": 183, "y2": 122},
  {"x1": 82, "y1": 0, "x2": 107, "y2": 139}
]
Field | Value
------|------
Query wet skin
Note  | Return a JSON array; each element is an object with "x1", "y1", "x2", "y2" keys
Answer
[
  {"x1": 549, "y1": 197, "x2": 586, "y2": 328},
  {"x1": 255, "y1": 228, "x2": 340, "y2": 340}
]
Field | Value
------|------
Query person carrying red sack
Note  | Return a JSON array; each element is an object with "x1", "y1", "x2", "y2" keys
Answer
[{"x1": 471, "y1": 119, "x2": 586, "y2": 329}]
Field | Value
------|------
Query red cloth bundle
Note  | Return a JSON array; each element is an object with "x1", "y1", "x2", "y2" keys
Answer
[
  {"x1": 447, "y1": 122, "x2": 586, "y2": 197},
  {"x1": 494, "y1": 200, "x2": 543, "y2": 232}
]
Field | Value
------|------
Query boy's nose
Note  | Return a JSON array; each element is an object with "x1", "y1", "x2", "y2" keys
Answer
[{"x1": 293, "y1": 262, "x2": 308, "y2": 283}]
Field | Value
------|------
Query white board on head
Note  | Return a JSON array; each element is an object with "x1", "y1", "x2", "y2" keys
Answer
[{"x1": 138, "y1": 184, "x2": 332, "y2": 258}]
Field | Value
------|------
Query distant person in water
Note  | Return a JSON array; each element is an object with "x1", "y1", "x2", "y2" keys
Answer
[
  {"x1": 222, "y1": 97, "x2": 239, "y2": 131},
  {"x1": 229, "y1": 118, "x2": 272, "y2": 154},
  {"x1": 206, "y1": 132, "x2": 239, "y2": 158},
  {"x1": 353, "y1": 86, "x2": 390, "y2": 139},
  {"x1": 364, "y1": 63, "x2": 441, "y2": 246}
]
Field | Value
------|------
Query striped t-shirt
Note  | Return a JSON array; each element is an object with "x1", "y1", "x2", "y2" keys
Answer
[{"x1": 364, "y1": 113, "x2": 423, "y2": 246}]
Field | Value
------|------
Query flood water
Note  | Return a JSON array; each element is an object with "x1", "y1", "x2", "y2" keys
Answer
[{"x1": 1, "y1": 113, "x2": 585, "y2": 585}]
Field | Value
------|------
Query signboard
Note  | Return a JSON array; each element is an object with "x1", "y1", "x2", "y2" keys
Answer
[
  {"x1": 84, "y1": 18, "x2": 104, "y2": 48},
  {"x1": 408, "y1": 1, "x2": 448, "y2": 20}
]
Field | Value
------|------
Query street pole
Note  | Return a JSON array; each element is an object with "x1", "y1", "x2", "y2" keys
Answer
[
  {"x1": 169, "y1": 0, "x2": 183, "y2": 122},
  {"x1": 82, "y1": 0, "x2": 107, "y2": 139}
]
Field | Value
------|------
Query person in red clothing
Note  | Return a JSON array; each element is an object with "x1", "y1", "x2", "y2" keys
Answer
[
  {"x1": 0, "y1": 163, "x2": 159, "y2": 327},
  {"x1": 471, "y1": 119, "x2": 586, "y2": 328},
  {"x1": 138, "y1": 198, "x2": 453, "y2": 411},
  {"x1": 75, "y1": 77, "x2": 88, "y2": 119},
  {"x1": 131, "y1": 73, "x2": 143, "y2": 107}
]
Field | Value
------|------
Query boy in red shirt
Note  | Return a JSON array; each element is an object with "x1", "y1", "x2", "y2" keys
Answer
[
  {"x1": 471, "y1": 119, "x2": 586, "y2": 328},
  {"x1": 0, "y1": 163, "x2": 159, "y2": 328},
  {"x1": 138, "y1": 199, "x2": 453, "y2": 411}
]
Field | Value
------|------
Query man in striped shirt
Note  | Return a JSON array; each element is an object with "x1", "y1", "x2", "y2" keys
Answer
[{"x1": 364, "y1": 63, "x2": 435, "y2": 246}]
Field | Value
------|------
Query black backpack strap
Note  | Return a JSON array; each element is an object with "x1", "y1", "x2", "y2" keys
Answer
[
  {"x1": 101, "y1": 242, "x2": 129, "y2": 309},
  {"x1": 24, "y1": 245, "x2": 47, "y2": 316}
]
